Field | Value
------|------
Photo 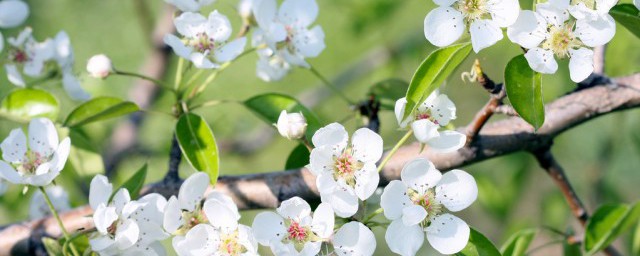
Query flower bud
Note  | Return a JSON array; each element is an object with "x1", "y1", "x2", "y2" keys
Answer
[
  {"x1": 86, "y1": 54, "x2": 112, "y2": 79},
  {"x1": 276, "y1": 110, "x2": 307, "y2": 140}
]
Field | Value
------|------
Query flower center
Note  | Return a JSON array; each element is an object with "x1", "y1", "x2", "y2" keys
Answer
[
  {"x1": 408, "y1": 188, "x2": 443, "y2": 227},
  {"x1": 456, "y1": 0, "x2": 489, "y2": 22},
  {"x1": 415, "y1": 110, "x2": 439, "y2": 125},
  {"x1": 17, "y1": 151, "x2": 47, "y2": 175},
  {"x1": 187, "y1": 32, "x2": 215, "y2": 53},
  {"x1": 176, "y1": 208, "x2": 207, "y2": 235},
  {"x1": 107, "y1": 221, "x2": 118, "y2": 236},
  {"x1": 571, "y1": 0, "x2": 595, "y2": 9},
  {"x1": 287, "y1": 221, "x2": 308, "y2": 242},
  {"x1": 10, "y1": 49, "x2": 30, "y2": 64},
  {"x1": 218, "y1": 230, "x2": 246, "y2": 255},
  {"x1": 543, "y1": 24, "x2": 581, "y2": 58},
  {"x1": 332, "y1": 149, "x2": 363, "y2": 186}
]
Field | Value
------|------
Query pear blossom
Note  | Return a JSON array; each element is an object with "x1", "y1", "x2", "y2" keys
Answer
[
  {"x1": 165, "y1": 0, "x2": 215, "y2": 12},
  {"x1": 164, "y1": 11, "x2": 247, "y2": 69},
  {"x1": 163, "y1": 172, "x2": 210, "y2": 236},
  {"x1": 394, "y1": 93, "x2": 466, "y2": 153},
  {"x1": 507, "y1": 0, "x2": 615, "y2": 82},
  {"x1": 87, "y1": 54, "x2": 113, "y2": 79},
  {"x1": 423, "y1": 0, "x2": 520, "y2": 52},
  {"x1": 29, "y1": 185, "x2": 71, "y2": 220},
  {"x1": 381, "y1": 158, "x2": 477, "y2": 255},
  {"x1": 0, "y1": 0, "x2": 29, "y2": 28},
  {"x1": 332, "y1": 221, "x2": 376, "y2": 256},
  {"x1": 0, "y1": 118, "x2": 70, "y2": 186},
  {"x1": 252, "y1": 197, "x2": 334, "y2": 255},
  {"x1": 53, "y1": 30, "x2": 91, "y2": 100},
  {"x1": 88, "y1": 175, "x2": 143, "y2": 255},
  {"x1": 276, "y1": 110, "x2": 307, "y2": 140},
  {"x1": 3, "y1": 28, "x2": 55, "y2": 86},
  {"x1": 126, "y1": 193, "x2": 170, "y2": 255},
  {"x1": 255, "y1": 51, "x2": 292, "y2": 82},
  {"x1": 308, "y1": 123, "x2": 383, "y2": 217},
  {"x1": 251, "y1": 0, "x2": 326, "y2": 72}
]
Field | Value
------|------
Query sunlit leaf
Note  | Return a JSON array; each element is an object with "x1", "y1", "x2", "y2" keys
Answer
[
  {"x1": 610, "y1": 4, "x2": 640, "y2": 39},
  {"x1": 68, "y1": 130, "x2": 105, "y2": 177},
  {"x1": 64, "y1": 97, "x2": 139, "y2": 127},
  {"x1": 244, "y1": 93, "x2": 321, "y2": 139},
  {"x1": 584, "y1": 202, "x2": 640, "y2": 254},
  {"x1": 369, "y1": 78, "x2": 409, "y2": 110},
  {"x1": 504, "y1": 54, "x2": 544, "y2": 130},
  {"x1": 501, "y1": 229, "x2": 536, "y2": 256},
  {"x1": 455, "y1": 228, "x2": 501, "y2": 256},
  {"x1": 118, "y1": 163, "x2": 147, "y2": 199},
  {"x1": 176, "y1": 113, "x2": 219, "y2": 185},
  {"x1": 42, "y1": 237, "x2": 63, "y2": 256},
  {"x1": 0, "y1": 88, "x2": 59, "y2": 121},
  {"x1": 403, "y1": 42, "x2": 472, "y2": 120},
  {"x1": 285, "y1": 144, "x2": 310, "y2": 170}
]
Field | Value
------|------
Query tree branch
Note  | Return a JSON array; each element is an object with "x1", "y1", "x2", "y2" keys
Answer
[{"x1": 1, "y1": 74, "x2": 638, "y2": 254}]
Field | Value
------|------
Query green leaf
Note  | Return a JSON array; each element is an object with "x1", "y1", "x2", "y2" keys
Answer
[
  {"x1": 176, "y1": 113, "x2": 220, "y2": 185},
  {"x1": 403, "y1": 42, "x2": 472, "y2": 120},
  {"x1": 118, "y1": 163, "x2": 147, "y2": 199},
  {"x1": 0, "y1": 88, "x2": 59, "y2": 120},
  {"x1": 584, "y1": 202, "x2": 640, "y2": 254},
  {"x1": 610, "y1": 4, "x2": 640, "y2": 39},
  {"x1": 504, "y1": 54, "x2": 545, "y2": 130},
  {"x1": 68, "y1": 130, "x2": 105, "y2": 177},
  {"x1": 501, "y1": 229, "x2": 536, "y2": 256},
  {"x1": 64, "y1": 97, "x2": 139, "y2": 128},
  {"x1": 564, "y1": 229, "x2": 582, "y2": 256},
  {"x1": 368, "y1": 78, "x2": 409, "y2": 110},
  {"x1": 244, "y1": 93, "x2": 322, "y2": 139},
  {"x1": 456, "y1": 228, "x2": 502, "y2": 256},
  {"x1": 285, "y1": 144, "x2": 310, "y2": 170},
  {"x1": 632, "y1": 220, "x2": 640, "y2": 256},
  {"x1": 42, "y1": 237, "x2": 64, "y2": 256}
]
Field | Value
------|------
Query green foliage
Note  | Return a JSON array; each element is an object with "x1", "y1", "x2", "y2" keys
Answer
[
  {"x1": 117, "y1": 163, "x2": 147, "y2": 200},
  {"x1": 632, "y1": 221, "x2": 640, "y2": 256},
  {"x1": 42, "y1": 237, "x2": 64, "y2": 256},
  {"x1": 500, "y1": 229, "x2": 536, "y2": 256},
  {"x1": 176, "y1": 113, "x2": 220, "y2": 185},
  {"x1": 455, "y1": 228, "x2": 502, "y2": 256},
  {"x1": 610, "y1": 4, "x2": 640, "y2": 39},
  {"x1": 285, "y1": 144, "x2": 310, "y2": 170},
  {"x1": 403, "y1": 43, "x2": 472, "y2": 120},
  {"x1": 244, "y1": 93, "x2": 322, "y2": 140},
  {"x1": 504, "y1": 54, "x2": 544, "y2": 130},
  {"x1": 368, "y1": 78, "x2": 409, "y2": 110},
  {"x1": 584, "y1": 202, "x2": 640, "y2": 254},
  {"x1": 0, "y1": 88, "x2": 59, "y2": 121},
  {"x1": 68, "y1": 130, "x2": 105, "y2": 177},
  {"x1": 64, "y1": 97, "x2": 139, "y2": 128}
]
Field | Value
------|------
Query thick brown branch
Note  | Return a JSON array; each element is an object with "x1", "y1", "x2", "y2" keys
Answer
[{"x1": 1, "y1": 74, "x2": 639, "y2": 254}]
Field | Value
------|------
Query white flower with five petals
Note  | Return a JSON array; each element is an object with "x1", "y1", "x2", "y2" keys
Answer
[
  {"x1": 308, "y1": 123, "x2": 383, "y2": 217},
  {"x1": 394, "y1": 92, "x2": 466, "y2": 153},
  {"x1": 52, "y1": 30, "x2": 92, "y2": 100},
  {"x1": 0, "y1": 118, "x2": 70, "y2": 186},
  {"x1": 423, "y1": 0, "x2": 520, "y2": 52},
  {"x1": 381, "y1": 158, "x2": 477, "y2": 255},
  {"x1": 164, "y1": 11, "x2": 247, "y2": 69},
  {"x1": 252, "y1": 197, "x2": 334, "y2": 256},
  {"x1": 0, "y1": 0, "x2": 29, "y2": 54},
  {"x1": 3, "y1": 28, "x2": 55, "y2": 87},
  {"x1": 332, "y1": 221, "x2": 376, "y2": 256}
]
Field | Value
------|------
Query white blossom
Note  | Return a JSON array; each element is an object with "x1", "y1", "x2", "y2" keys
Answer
[
  {"x1": 29, "y1": 185, "x2": 71, "y2": 220},
  {"x1": 87, "y1": 54, "x2": 113, "y2": 79},
  {"x1": 394, "y1": 92, "x2": 466, "y2": 153},
  {"x1": 126, "y1": 193, "x2": 170, "y2": 255},
  {"x1": 164, "y1": 11, "x2": 247, "y2": 69},
  {"x1": 53, "y1": 30, "x2": 91, "y2": 100},
  {"x1": 332, "y1": 221, "x2": 376, "y2": 256},
  {"x1": 252, "y1": 197, "x2": 334, "y2": 256},
  {"x1": 423, "y1": 0, "x2": 520, "y2": 52},
  {"x1": 3, "y1": 28, "x2": 55, "y2": 87},
  {"x1": 308, "y1": 123, "x2": 383, "y2": 217},
  {"x1": 165, "y1": 0, "x2": 215, "y2": 12},
  {"x1": 0, "y1": 118, "x2": 70, "y2": 186},
  {"x1": 381, "y1": 158, "x2": 477, "y2": 255},
  {"x1": 635, "y1": 0, "x2": 640, "y2": 10},
  {"x1": 276, "y1": 110, "x2": 307, "y2": 140},
  {"x1": 0, "y1": 0, "x2": 29, "y2": 28}
]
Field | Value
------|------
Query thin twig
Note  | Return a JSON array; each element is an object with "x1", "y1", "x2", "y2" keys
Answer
[
  {"x1": 464, "y1": 60, "x2": 506, "y2": 143},
  {"x1": 164, "y1": 134, "x2": 182, "y2": 184}
]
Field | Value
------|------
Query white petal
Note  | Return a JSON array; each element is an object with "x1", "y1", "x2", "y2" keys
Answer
[
  {"x1": 90, "y1": 175, "x2": 113, "y2": 210},
  {"x1": 174, "y1": 12, "x2": 207, "y2": 38},
  {"x1": 62, "y1": 72, "x2": 91, "y2": 101},
  {"x1": 524, "y1": 47, "x2": 558, "y2": 74},
  {"x1": 394, "y1": 97, "x2": 412, "y2": 128},
  {"x1": 0, "y1": 0, "x2": 29, "y2": 28},
  {"x1": 434, "y1": 0, "x2": 457, "y2": 6},
  {"x1": 309, "y1": 146, "x2": 335, "y2": 176},
  {"x1": 5, "y1": 64, "x2": 25, "y2": 87},
  {"x1": 281, "y1": 49, "x2": 309, "y2": 68},
  {"x1": 173, "y1": 223, "x2": 219, "y2": 256},
  {"x1": 322, "y1": 184, "x2": 358, "y2": 218},
  {"x1": 401, "y1": 158, "x2": 442, "y2": 193},
  {"x1": 575, "y1": 15, "x2": 616, "y2": 47},
  {"x1": 0, "y1": 32, "x2": 3, "y2": 54},
  {"x1": 568, "y1": 48, "x2": 594, "y2": 83},
  {"x1": 164, "y1": 0, "x2": 200, "y2": 12},
  {"x1": 256, "y1": 53, "x2": 291, "y2": 82},
  {"x1": 178, "y1": 172, "x2": 209, "y2": 211},
  {"x1": 203, "y1": 198, "x2": 239, "y2": 231},
  {"x1": 93, "y1": 204, "x2": 118, "y2": 234},
  {"x1": 568, "y1": 3, "x2": 598, "y2": 20},
  {"x1": 279, "y1": 0, "x2": 319, "y2": 27},
  {"x1": 316, "y1": 172, "x2": 337, "y2": 195},
  {"x1": 189, "y1": 52, "x2": 218, "y2": 69},
  {"x1": 28, "y1": 118, "x2": 58, "y2": 157},
  {"x1": 311, "y1": 122, "x2": 348, "y2": 148},
  {"x1": 380, "y1": 180, "x2": 412, "y2": 220},
  {"x1": 311, "y1": 202, "x2": 334, "y2": 239},
  {"x1": 596, "y1": 0, "x2": 617, "y2": 13},
  {"x1": 386, "y1": 220, "x2": 425, "y2": 256},
  {"x1": 8, "y1": 27, "x2": 32, "y2": 46},
  {"x1": 277, "y1": 196, "x2": 311, "y2": 221},
  {"x1": 507, "y1": 10, "x2": 548, "y2": 49},
  {"x1": 299, "y1": 241, "x2": 322, "y2": 256},
  {"x1": 411, "y1": 119, "x2": 440, "y2": 144},
  {"x1": 0, "y1": 161, "x2": 20, "y2": 184},
  {"x1": 90, "y1": 236, "x2": 116, "y2": 252},
  {"x1": 333, "y1": 222, "x2": 376, "y2": 256},
  {"x1": 251, "y1": 211, "x2": 286, "y2": 245},
  {"x1": 238, "y1": 224, "x2": 259, "y2": 254},
  {"x1": 424, "y1": 7, "x2": 465, "y2": 47},
  {"x1": 214, "y1": 37, "x2": 247, "y2": 63},
  {"x1": 351, "y1": 128, "x2": 383, "y2": 163},
  {"x1": 163, "y1": 196, "x2": 183, "y2": 234},
  {"x1": 253, "y1": 0, "x2": 277, "y2": 29},
  {"x1": 292, "y1": 25, "x2": 325, "y2": 58},
  {"x1": 354, "y1": 163, "x2": 380, "y2": 200},
  {"x1": 205, "y1": 191, "x2": 238, "y2": 214},
  {"x1": 435, "y1": 169, "x2": 478, "y2": 212},
  {"x1": 112, "y1": 188, "x2": 131, "y2": 214},
  {"x1": 402, "y1": 205, "x2": 428, "y2": 226},
  {"x1": 487, "y1": 0, "x2": 520, "y2": 27},
  {"x1": 115, "y1": 219, "x2": 140, "y2": 250},
  {"x1": 426, "y1": 130, "x2": 467, "y2": 153},
  {"x1": 49, "y1": 138, "x2": 71, "y2": 174},
  {"x1": 426, "y1": 214, "x2": 470, "y2": 254},
  {"x1": 536, "y1": 1, "x2": 570, "y2": 27},
  {"x1": 164, "y1": 34, "x2": 193, "y2": 59},
  {"x1": 1, "y1": 129, "x2": 27, "y2": 163},
  {"x1": 206, "y1": 10, "x2": 232, "y2": 42},
  {"x1": 470, "y1": 19, "x2": 503, "y2": 53},
  {"x1": 431, "y1": 94, "x2": 457, "y2": 126}
]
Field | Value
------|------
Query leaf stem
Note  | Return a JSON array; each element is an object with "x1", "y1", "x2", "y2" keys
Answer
[
  {"x1": 377, "y1": 130, "x2": 413, "y2": 172},
  {"x1": 174, "y1": 57, "x2": 185, "y2": 91},
  {"x1": 39, "y1": 186, "x2": 80, "y2": 256},
  {"x1": 308, "y1": 66, "x2": 355, "y2": 105}
]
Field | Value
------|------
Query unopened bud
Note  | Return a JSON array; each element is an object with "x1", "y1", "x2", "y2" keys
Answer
[
  {"x1": 86, "y1": 54, "x2": 112, "y2": 79},
  {"x1": 276, "y1": 110, "x2": 307, "y2": 140}
]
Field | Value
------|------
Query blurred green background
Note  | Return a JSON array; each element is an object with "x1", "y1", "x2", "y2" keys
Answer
[{"x1": 0, "y1": 0, "x2": 639, "y2": 255}]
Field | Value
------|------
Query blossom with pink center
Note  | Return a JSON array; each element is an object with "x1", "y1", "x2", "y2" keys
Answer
[
  {"x1": 3, "y1": 28, "x2": 55, "y2": 87},
  {"x1": 252, "y1": 197, "x2": 334, "y2": 256},
  {"x1": 308, "y1": 123, "x2": 383, "y2": 217}
]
